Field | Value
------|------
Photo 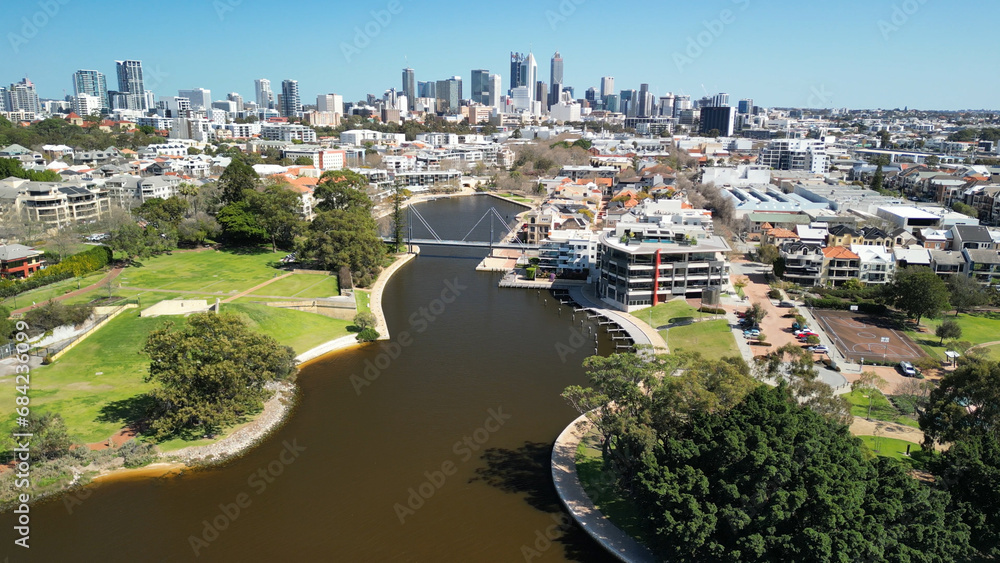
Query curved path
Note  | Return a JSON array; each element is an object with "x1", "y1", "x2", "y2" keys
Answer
[
  {"x1": 12, "y1": 266, "x2": 124, "y2": 315},
  {"x1": 567, "y1": 285, "x2": 668, "y2": 354},
  {"x1": 551, "y1": 413, "x2": 656, "y2": 563},
  {"x1": 368, "y1": 250, "x2": 417, "y2": 340}
]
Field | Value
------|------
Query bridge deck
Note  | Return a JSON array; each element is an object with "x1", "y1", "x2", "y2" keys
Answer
[{"x1": 381, "y1": 236, "x2": 538, "y2": 250}]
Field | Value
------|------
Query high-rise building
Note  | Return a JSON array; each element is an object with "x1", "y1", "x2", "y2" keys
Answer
[
  {"x1": 435, "y1": 77, "x2": 462, "y2": 113},
  {"x1": 280, "y1": 80, "x2": 301, "y2": 117},
  {"x1": 470, "y1": 69, "x2": 490, "y2": 105},
  {"x1": 179, "y1": 88, "x2": 211, "y2": 110},
  {"x1": 488, "y1": 74, "x2": 501, "y2": 108},
  {"x1": 7, "y1": 79, "x2": 41, "y2": 115},
  {"x1": 600, "y1": 76, "x2": 615, "y2": 98},
  {"x1": 673, "y1": 95, "x2": 691, "y2": 118},
  {"x1": 585, "y1": 87, "x2": 599, "y2": 105},
  {"x1": 549, "y1": 82, "x2": 563, "y2": 108},
  {"x1": 317, "y1": 94, "x2": 344, "y2": 115},
  {"x1": 524, "y1": 53, "x2": 537, "y2": 102},
  {"x1": 72, "y1": 93, "x2": 102, "y2": 117},
  {"x1": 550, "y1": 51, "x2": 563, "y2": 87},
  {"x1": 254, "y1": 79, "x2": 274, "y2": 109},
  {"x1": 536, "y1": 82, "x2": 548, "y2": 110},
  {"x1": 402, "y1": 68, "x2": 416, "y2": 111},
  {"x1": 510, "y1": 52, "x2": 527, "y2": 91},
  {"x1": 418, "y1": 81, "x2": 436, "y2": 99},
  {"x1": 115, "y1": 60, "x2": 146, "y2": 110},
  {"x1": 72, "y1": 70, "x2": 108, "y2": 113},
  {"x1": 227, "y1": 92, "x2": 244, "y2": 112},
  {"x1": 712, "y1": 92, "x2": 730, "y2": 107},
  {"x1": 700, "y1": 106, "x2": 736, "y2": 137},
  {"x1": 659, "y1": 94, "x2": 675, "y2": 118},
  {"x1": 604, "y1": 94, "x2": 620, "y2": 113},
  {"x1": 738, "y1": 98, "x2": 754, "y2": 115},
  {"x1": 619, "y1": 89, "x2": 636, "y2": 117},
  {"x1": 638, "y1": 84, "x2": 651, "y2": 117}
]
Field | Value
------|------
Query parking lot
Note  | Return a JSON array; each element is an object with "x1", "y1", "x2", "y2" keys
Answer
[{"x1": 811, "y1": 309, "x2": 926, "y2": 364}]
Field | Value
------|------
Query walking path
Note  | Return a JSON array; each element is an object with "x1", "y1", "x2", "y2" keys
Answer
[
  {"x1": 11, "y1": 266, "x2": 125, "y2": 315},
  {"x1": 222, "y1": 272, "x2": 293, "y2": 303},
  {"x1": 551, "y1": 413, "x2": 656, "y2": 563},
  {"x1": 568, "y1": 285, "x2": 668, "y2": 353},
  {"x1": 848, "y1": 416, "x2": 943, "y2": 450},
  {"x1": 369, "y1": 250, "x2": 418, "y2": 340}
]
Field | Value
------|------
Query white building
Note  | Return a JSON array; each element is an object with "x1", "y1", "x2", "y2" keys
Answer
[
  {"x1": 538, "y1": 229, "x2": 599, "y2": 279},
  {"x1": 549, "y1": 101, "x2": 581, "y2": 122},
  {"x1": 261, "y1": 123, "x2": 317, "y2": 143},
  {"x1": 758, "y1": 139, "x2": 828, "y2": 175},
  {"x1": 281, "y1": 147, "x2": 345, "y2": 171},
  {"x1": 851, "y1": 244, "x2": 895, "y2": 285},
  {"x1": 316, "y1": 94, "x2": 344, "y2": 115},
  {"x1": 71, "y1": 93, "x2": 103, "y2": 117}
]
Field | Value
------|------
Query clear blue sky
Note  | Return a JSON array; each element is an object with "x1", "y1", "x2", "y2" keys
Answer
[{"x1": 1, "y1": 0, "x2": 993, "y2": 110}]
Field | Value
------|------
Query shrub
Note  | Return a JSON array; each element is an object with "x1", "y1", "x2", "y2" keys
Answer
[
  {"x1": 118, "y1": 439, "x2": 158, "y2": 468},
  {"x1": 356, "y1": 328, "x2": 379, "y2": 342},
  {"x1": 353, "y1": 311, "x2": 376, "y2": 331},
  {"x1": 768, "y1": 288, "x2": 782, "y2": 299},
  {"x1": 698, "y1": 306, "x2": 726, "y2": 315}
]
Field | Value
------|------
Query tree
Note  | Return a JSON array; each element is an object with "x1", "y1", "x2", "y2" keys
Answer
[
  {"x1": 293, "y1": 156, "x2": 313, "y2": 166},
  {"x1": 23, "y1": 413, "x2": 72, "y2": 460},
  {"x1": 134, "y1": 196, "x2": 188, "y2": 232},
  {"x1": 853, "y1": 370, "x2": 887, "y2": 420},
  {"x1": 511, "y1": 128, "x2": 522, "y2": 139},
  {"x1": 952, "y1": 201, "x2": 978, "y2": 218},
  {"x1": 947, "y1": 274, "x2": 987, "y2": 316},
  {"x1": 143, "y1": 312, "x2": 296, "y2": 439},
  {"x1": 756, "y1": 243, "x2": 780, "y2": 267},
  {"x1": 920, "y1": 358, "x2": 1000, "y2": 448},
  {"x1": 936, "y1": 319, "x2": 963, "y2": 344},
  {"x1": 246, "y1": 185, "x2": 303, "y2": 253},
  {"x1": 881, "y1": 266, "x2": 950, "y2": 325},
  {"x1": 216, "y1": 200, "x2": 266, "y2": 246},
  {"x1": 218, "y1": 158, "x2": 259, "y2": 204},
  {"x1": 313, "y1": 170, "x2": 373, "y2": 213},
  {"x1": 0, "y1": 305, "x2": 13, "y2": 342},
  {"x1": 870, "y1": 163, "x2": 885, "y2": 192},
  {"x1": 391, "y1": 185, "x2": 406, "y2": 253},
  {"x1": 108, "y1": 222, "x2": 148, "y2": 263},
  {"x1": 356, "y1": 327, "x2": 379, "y2": 342},
  {"x1": 929, "y1": 434, "x2": 1000, "y2": 558},
  {"x1": 353, "y1": 311, "x2": 376, "y2": 331},
  {"x1": 301, "y1": 208, "x2": 385, "y2": 286},
  {"x1": 747, "y1": 301, "x2": 768, "y2": 326},
  {"x1": 177, "y1": 213, "x2": 221, "y2": 246}
]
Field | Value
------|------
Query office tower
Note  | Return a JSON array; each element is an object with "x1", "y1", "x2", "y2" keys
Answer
[
  {"x1": 550, "y1": 51, "x2": 563, "y2": 87},
  {"x1": 488, "y1": 74, "x2": 501, "y2": 108},
  {"x1": 524, "y1": 53, "x2": 537, "y2": 101},
  {"x1": 600, "y1": 76, "x2": 615, "y2": 98},
  {"x1": 673, "y1": 95, "x2": 691, "y2": 118},
  {"x1": 7, "y1": 79, "x2": 41, "y2": 114},
  {"x1": 510, "y1": 52, "x2": 527, "y2": 90},
  {"x1": 317, "y1": 94, "x2": 344, "y2": 115},
  {"x1": 699, "y1": 106, "x2": 736, "y2": 137},
  {"x1": 402, "y1": 68, "x2": 416, "y2": 110},
  {"x1": 470, "y1": 69, "x2": 490, "y2": 105},
  {"x1": 254, "y1": 79, "x2": 274, "y2": 109},
  {"x1": 72, "y1": 70, "x2": 108, "y2": 112},
  {"x1": 535, "y1": 82, "x2": 548, "y2": 110},
  {"x1": 585, "y1": 87, "x2": 598, "y2": 105},
  {"x1": 738, "y1": 98, "x2": 754, "y2": 115},
  {"x1": 115, "y1": 60, "x2": 146, "y2": 110},
  {"x1": 280, "y1": 79, "x2": 301, "y2": 117},
  {"x1": 659, "y1": 93, "x2": 675, "y2": 118},
  {"x1": 712, "y1": 92, "x2": 730, "y2": 107},
  {"x1": 179, "y1": 88, "x2": 211, "y2": 110},
  {"x1": 603, "y1": 94, "x2": 620, "y2": 113},
  {"x1": 435, "y1": 77, "x2": 461, "y2": 113},
  {"x1": 637, "y1": 83, "x2": 650, "y2": 117},
  {"x1": 418, "y1": 81, "x2": 436, "y2": 99},
  {"x1": 619, "y1": 89, "x2": 636, "y2": 117},
  {"x1": 227, "y1": 92, "x2": 244, "y2": 112},
  {"x1": 562, "y1": 86, "x2": 574, "y2": 100},
  {"x1": 549, "y1": 82, "x2": 562, "y2": 108}
]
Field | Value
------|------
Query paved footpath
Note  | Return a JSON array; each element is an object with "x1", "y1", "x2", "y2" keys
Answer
[
  {"x1": 222, "y1": 272, "x2": 293, "y2": 303},
  {"x1": 552, "y1": 414, "x2": 656, "y2": 563},
  {"x1": 12, "y1": 266, "x2": 124, "y2": 315}
]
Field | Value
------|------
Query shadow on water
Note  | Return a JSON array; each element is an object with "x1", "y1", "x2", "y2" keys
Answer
[{"x1": 472, "y1": 441, "x2": 618, "y2": 563}]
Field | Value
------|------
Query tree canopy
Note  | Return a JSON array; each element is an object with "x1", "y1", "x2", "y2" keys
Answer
[
  {"x1": 142, "y1": 312, "x2": 296, "y2": 439},
  {"x1": 881, "y1": 266, "x2": 950, "y2": 324},
  {"x1": 313, "y1": 170, "x2": 373, "y2": 213},
  {"x1": 218, "y1": 158, "x2": 259, "y2": 205},
  {"x1": 301, "y1": 207, "x2": 384, "y2": 286}
]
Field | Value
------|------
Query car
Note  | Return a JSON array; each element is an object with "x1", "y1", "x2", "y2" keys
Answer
[
  {"x1": 778, "y1": 301, "x2": 795, "y2": 308},
  {"x1": 794, "y1": 330, "x2": 817, "y2": 337},
  {"x1": 899, "y1": 361, "x2": 916, "y2": 377},
  {"x1": 744, "y1": 329, "x2": 760, "y2": 337},
  {"x1": 807, "y1": 345, "x2": 829, "y2": 353}
]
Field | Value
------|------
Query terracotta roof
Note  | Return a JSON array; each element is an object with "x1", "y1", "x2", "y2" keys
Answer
[
  {"x1": 767, "y1": 228, "x2": 799, "y2": 239},
  {"x1": 823, "y1": 246, "x2": 860, "y2": 259}
]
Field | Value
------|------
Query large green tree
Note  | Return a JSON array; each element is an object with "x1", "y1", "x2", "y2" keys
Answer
[
  {"x1": 133, "y1": 195, "x2": 189, "y2": 232},
  {"x1": 313, "y1": 169, "x2": 373, "y2": 213},
  {"x1": 929, "y1": 434, "x2": 1000, "y2": 558},
  {"x1": 216, "y1": 200, "x2": 266, "y2": 246},
  {"x1": 948, "y1": 274, "x2": 988, "y2": 314},
  {"x1": 246, "y1": 185, "x2": 303, "y2": 252},
  {"x1": 218, "y1": 158, "x2": 259, "y2": 204},
  {"x1": 881, "y1": 266, "x2": 950, "y2": 324},
  {"x1": 301, "y1": 208, "x2": 384, "y2": 285},
  {"x1": 143, "y1": 313, "x2": 296, "y2": 439},
  {"x1": 920, "y1": 357, "x2": 1000, "y2": 447}
]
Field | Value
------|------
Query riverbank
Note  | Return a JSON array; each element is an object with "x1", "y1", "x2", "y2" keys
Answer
[
  {"x1": 551, "y1": 413, "x2": 656, "y2": 562},
  {"x1": 369, "y1": 250, "x2": 418, "y2": 340}
]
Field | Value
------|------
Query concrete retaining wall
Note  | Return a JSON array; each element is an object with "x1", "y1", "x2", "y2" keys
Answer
[
  {"x1": 264, "y1": 299, "x2": 356, "y2": 320},
  {"x1": 51, "y1": 305, "x2": 138, "y2": 361}
]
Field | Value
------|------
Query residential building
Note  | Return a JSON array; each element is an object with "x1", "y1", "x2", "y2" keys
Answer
[
  {"x1": 782, "y1": 242, "x2": 824, "y2": 286},
  {"x1": 7, "y1": 79, "x2": 41, "y2": 115},
  {"x1": 822, "y1": 246, "x2": 861, "y2": 287},
  {"x1": 758, "y1": 139, "x2": 828, "y2": 174},
  {"x1": 280, "y1": 80, "x2": 301, "y2": 117},
  {"x1": 538, "y1": 229, "x2": 598, "y2": 279},
  {"x1": 851, "y1": 244, "x2": 895, "y2": 284},
  {"x1": 893, "y1": 247, "x2": 931, "y2": 268},
  {"x1": 178, "y1": 88, "x2": 211, "y2": 110},
  {"x1": 15, "y1": 182, "x2": 110, "y2": 227},
  {"x1": 255, "y1": 78, "x2": 274, "y2": 109},
  {"x1": 951, "y1": 224, "x2": 994, "y2": 250},
  {"x1": 0, "y1": 244, "x2": 44, "y2": 279},
  {"x1": 316, "y1": 94, "x2": 344, "y2": 115},
  {"x1": 115, "y1": 60, "x2": 146, "y2": 110},
  {"x1": 281, "y1": 147, "x2": 345, "y2": 171},
  {"x1": 929, "y1": 249, "x2": 967, "y2": 278},
  {"x1": 261, "y1": 123, "x2": 316, "y2": 143},
  {"x1": 72, "y1": 70, "x2": 108, "y2": 113},
  {"x1": 963, "y1": 249, "x2": 1000, "y2": 286}
]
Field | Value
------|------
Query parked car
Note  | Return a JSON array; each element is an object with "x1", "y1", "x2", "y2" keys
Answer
[
  {"x1": 794, "y1": 329, "x2": 817, "y2": 337},
  {"x1": 778, "y1": 301, "x2": 794, "y2": 308},
  {"x1": 807, "y1": 345, "x2": 829, "y2": 353},
  {"x1": 898, "y1": 361, "x2": 916, "y2": 377},
  {"x1": 744, "y1": 329, "x2": 760, "y2": 338}
]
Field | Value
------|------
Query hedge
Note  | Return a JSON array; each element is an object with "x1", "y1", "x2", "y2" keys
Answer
[
  {"x1": 804, "y1": 297, "x2": 887, "y2": 315},
  {"x1": 0, "y1": 246, "x2": 112, "y2": 299},
  {"x1": 698, "y1": 306, "x2": 726, "y2": 315}
]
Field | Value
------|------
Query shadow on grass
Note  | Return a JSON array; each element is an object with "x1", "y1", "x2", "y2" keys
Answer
[
  {"x1": 224, "y1": 245, "x2": 274, "y2": 256},
  {"x1": 96, "y1": 394, "x2": 156, "y2": 433},
  {"x1": 470, "y1": 441, "x2": 614, "y2": 563}
]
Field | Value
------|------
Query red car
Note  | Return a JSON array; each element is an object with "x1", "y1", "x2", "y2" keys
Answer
[{"x1": 796, "y1": 331, "x2": 818, "y2": 339}]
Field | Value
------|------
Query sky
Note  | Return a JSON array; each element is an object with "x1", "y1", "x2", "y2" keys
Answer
[{"x1": 1, "y1": 0, "x2": 995, "y2": 111}]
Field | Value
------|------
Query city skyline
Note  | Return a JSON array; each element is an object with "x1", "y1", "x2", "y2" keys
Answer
[{"x1": 1, "y1": 0, "x2": 997, "y2": 110}]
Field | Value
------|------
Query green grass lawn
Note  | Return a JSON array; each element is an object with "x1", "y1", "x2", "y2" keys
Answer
[
  {"x1": 0, "y1": 270, "x2": 109, "y2": 309},
  {"x1": 913, "y1": 313, "x2": 1000, "y2": 360},
  {"x1": 0, "y1": 302, "x2": 352, "y2": 446},
  {"x1": 634, "y1": 299, "x2": 699, "y2": 328},
  {"x1": 355, "y1": 290, "x2": 371, "y2": 315},
  {"x1": 663, "y1": 319, "x2": 740, "y2": 357},
  {"x1": 119, "y1": 248, "x2": 283, "y2": 294},
  {"x1": 576, "y1": 431, "x2": 649, "y2": 545},
  {"x1": 983, "y1": 343, "x2": 1000, "y2": 361},
  {"x1": 845, "y1": 389, "x2": 920, "y2": 428},
  {"x1": 857, "y1": 435, "x2": 923, "y2": 462},
  {"x1": 250, "y1": 273, "x2": 339, "y2": 299}
]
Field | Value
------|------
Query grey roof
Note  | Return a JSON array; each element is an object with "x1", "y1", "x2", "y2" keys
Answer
[
  {"x1": 965, "y1": 249, "x2": 1000, "y2": 265},
  {"x1": 0, "y1": 244, "x2": 40, "y2": 261},
  {"x1": 0, "y1": 144, "x2": 32, "y2": 156},
  {"x1": 929, "y1": 249, "x2": 965, "y2": 266},
  {"x1": 745, "y1": 212, "x2": 812, "y2": 224},
  {"x1": 955, "y1": 225, "x2": 993, "y2": 242}
]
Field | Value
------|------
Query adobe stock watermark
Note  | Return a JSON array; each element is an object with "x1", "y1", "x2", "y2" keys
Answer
[
  {"x1": 7, "y1": 0, "x2": 71, "y2": 54},
  {"x1": 393, "y1": 406, "x2": 511, "y2": 524},
  {"x1": 212, "y1": 0, "x2": 242, "y2": 21},
  {"x1": 187, "y1": 439, "x2": 306, "y2": 557},
  {"x1": 807, "y1": 84, "x2": 834, "y2": 108},
  {"x1": 341, "y1": 0, "x2": 403, "y2": 64},
  {"x1": 673, "y1": 0, "x2": 751, "y2": 73},
  {"x1": 350, "y1": 277, "x2": 467, "y2": 395},
  {"x1": 879, "y1": 0, "x2": 929, "y2": 41},
  {"x1": 554, "y1": 324, "x2": 598, "y2": 364},
  {"x1": 546, "y1": 0, "x2": 585, "y2": 31}
]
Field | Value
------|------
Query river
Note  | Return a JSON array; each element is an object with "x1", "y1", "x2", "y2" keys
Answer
[{"x1": 10, "y1": 196, "x2": 617, "y2": 562}]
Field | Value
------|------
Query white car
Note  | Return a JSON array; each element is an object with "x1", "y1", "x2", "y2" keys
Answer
[
  {"x1": 899, "y1": 361, "x2": 916, "y2": 377},
  {"x1": 808, "y1": 345, "x2": 829, "y2": 353}
]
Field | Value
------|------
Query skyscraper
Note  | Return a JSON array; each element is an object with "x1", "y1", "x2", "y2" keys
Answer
[
  {"x1": 435, "y1": 77, "x2": 462, "y2": 113},
  {"x1": 600, "y1": 76, "x2": 615, "y2": 98},
  {"x1": 115, "y1": 60, "x2": 146, "y2": 111},
  {"x1": 700, "y1": 106, "x2": 736, "y2": 137},
  {"x1": 550, "y1": 51, "x2": 563, "y2": 87},
  {"x1": 488, "y1": 74, "x2": 502, "y2": 108},
  {"x1": 179, "y1": 88, "x2": 211, "y2": 110},
  {"x1": 72, "y1": 70, "x2": 108, "y2": 112},
  {"x1": 402, "y1": 68, "x2": 416, "y2": 111},
  {"x1": 7, "y1": 79, "x2": 40, "y2": 115},
  {"x1": 638, "y1": 83, "x2": 650, "y2": 117},
  {"x1": 620, "y1": 89, "x2": 636, "y2": 117},
  {"x1": 536, "y1": 81, "x2": 548, "y2": 110},
  {"x1": 227, "y1": 92, "x2": 244, "y2": 112},
  {"x1": 470, "y1": 69, "x2": 490, "y2": 105},
  {"x1": 510, "y1": 52, "x2": 527, "y2": 91},
  {"x1": 418, "y1": 81, "x2": 436, "y2": 99},
  {"x1": 524, "y1": 53, "x2": 537, "y2": 102},
  {"x1": 280, "y1": 80, "x2": 301, "y2": 117},
  {"x1": 738, "y1": 98, "x2": 754, "y2": 115},
  {"x1": 317, "y1": 94, "x2": 344, "y2": 114},
  {"x1": 254, "y1": 79, "x2": 274, "y2": 109}
]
